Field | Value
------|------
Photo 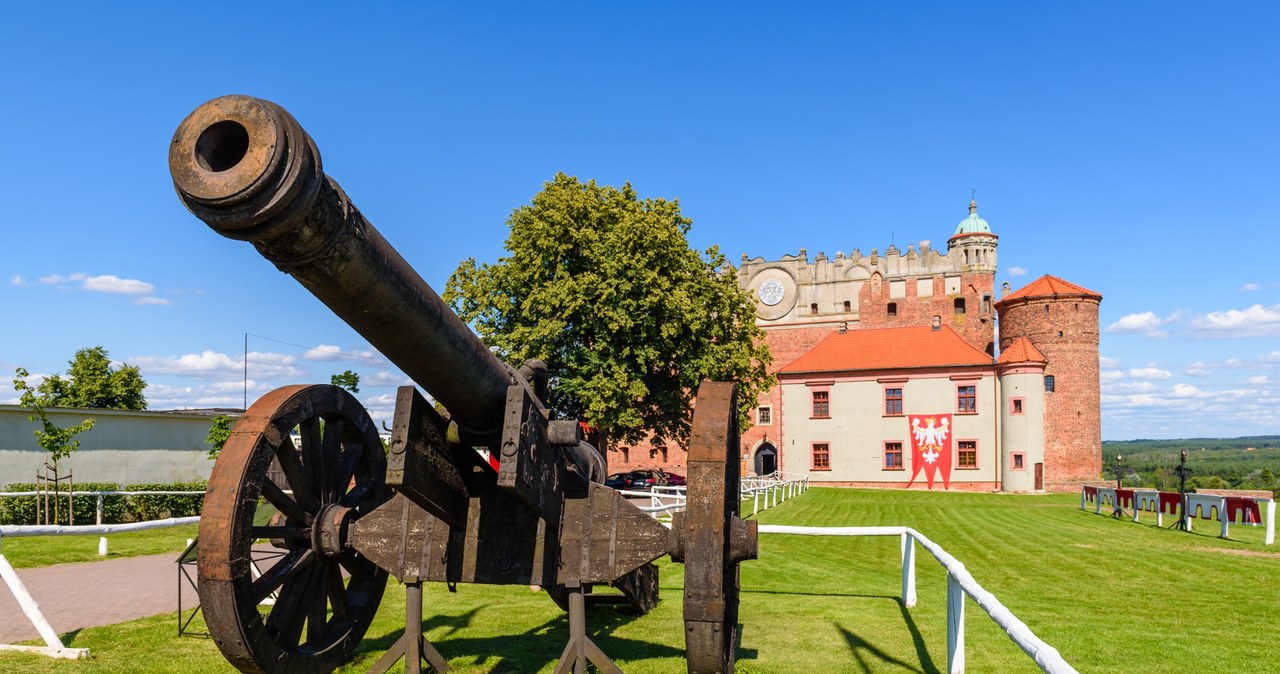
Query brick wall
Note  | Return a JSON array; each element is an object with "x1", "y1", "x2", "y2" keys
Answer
[{"x1": 856, "y1": 271, "x2": 996, "y2": 354}]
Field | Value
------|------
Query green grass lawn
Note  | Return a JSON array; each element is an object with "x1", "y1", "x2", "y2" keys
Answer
[
  {"x1": 0, "y1": 524, "x2": 200, "y2": 569},
  {"x1": 2, "y1": 488, "x2": 1277, "y2": 673}
]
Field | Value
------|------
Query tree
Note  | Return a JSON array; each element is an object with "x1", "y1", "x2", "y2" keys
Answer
[
  {"x1": 37, "y1": 346, "x2": 147, "y2": 410},
  {"x1": 206, "y1": 414, "x2": 233, "y2": 460},
  {"x1": 330, "y1": 370, "x2": 360, "y2": 393},
  {"x1": 12, "y1": 368, "x2": 96, "y2": 473},
  {"x1": 444, "y1": 173, "x2": 773, "y2": 451}
]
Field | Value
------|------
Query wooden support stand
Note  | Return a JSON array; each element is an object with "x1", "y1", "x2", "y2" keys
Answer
[
  {"x1": 552, "y1": 582, "x2": 621, "y2": 674},
  {"x1": 368, "y1": 582, "x2": 449, "y2": 674}
]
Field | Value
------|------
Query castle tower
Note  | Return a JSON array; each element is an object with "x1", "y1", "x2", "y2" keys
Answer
[
  {"x1": 997, "y1": 337, "x2": 1048, "y2": 492},
  {"x1": 994, "y1": 276, "x2": 1103, "y2": 487}
]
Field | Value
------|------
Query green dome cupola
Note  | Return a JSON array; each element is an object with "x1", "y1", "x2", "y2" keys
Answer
[{"x1": 953, "y1": 199, "x2": 991, "y2": 236}]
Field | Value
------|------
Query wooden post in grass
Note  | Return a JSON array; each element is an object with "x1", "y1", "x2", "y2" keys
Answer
[{"x1": 947, "y1": 571, "x2": 965, "y2": 673}]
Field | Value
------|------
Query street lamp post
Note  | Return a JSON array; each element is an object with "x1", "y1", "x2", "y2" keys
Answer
[{"x1": 1112, "y1": 455, "x2": 1125, "y2": 518}]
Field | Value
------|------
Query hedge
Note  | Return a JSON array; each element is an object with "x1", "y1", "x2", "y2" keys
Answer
[{"x1": 0, "y1": 481, "x2": 207, "y2": 525}]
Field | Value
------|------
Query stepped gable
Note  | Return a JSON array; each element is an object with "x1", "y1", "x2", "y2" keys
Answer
[
  {"x1": 997, "y1": 336, "x2": 1046, "y2": 364},
  {"x1": 779, "y1": 325, "x2": 992, "y2": 374},
  {"x1": 996, "y1": 275, "x2": 1101, "y2": 306}
]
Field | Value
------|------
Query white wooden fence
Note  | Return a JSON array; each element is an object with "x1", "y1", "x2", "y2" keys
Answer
[
  {"x1": 0, "y1": 490, "x2": 204, "y2": 660},
  {"x1": 759, "y1": 525, "x2": 1077, "y2": 674}
]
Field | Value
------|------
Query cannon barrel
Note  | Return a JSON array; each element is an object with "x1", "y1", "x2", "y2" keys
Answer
[{"x1": 169, "y1": 95, "x2": 512, "y2": 441}]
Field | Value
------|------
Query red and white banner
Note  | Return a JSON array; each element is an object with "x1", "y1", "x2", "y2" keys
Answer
[{"x1": 907, "y1": 414, "x2": 952, "y2": 490}]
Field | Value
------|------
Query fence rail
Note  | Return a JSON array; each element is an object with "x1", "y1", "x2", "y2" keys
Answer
[{"x1": 758, "y1": 525, "x2": 1077, "y2": 674}]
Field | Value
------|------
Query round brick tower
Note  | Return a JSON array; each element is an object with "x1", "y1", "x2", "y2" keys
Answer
[{"x1": 994, "y1": 276, "x2": 1102, "y2": 487}]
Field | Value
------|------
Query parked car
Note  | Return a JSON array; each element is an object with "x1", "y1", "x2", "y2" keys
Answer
[
  {"x1": 605, "y1": 472, "x2": 631, "y2": 490},
  {"x1": 663, "y1": 471, "x2": 686, "y2": 487}
]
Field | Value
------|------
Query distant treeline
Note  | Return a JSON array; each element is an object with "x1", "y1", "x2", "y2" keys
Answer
[{"x1": 1101, "y1": 436, "x2": 1280, "y2": 496}]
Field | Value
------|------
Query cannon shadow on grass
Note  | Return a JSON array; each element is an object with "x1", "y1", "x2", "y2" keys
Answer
[{"x1": 352, "y1": 603, "x2": 683, "y2": 672}]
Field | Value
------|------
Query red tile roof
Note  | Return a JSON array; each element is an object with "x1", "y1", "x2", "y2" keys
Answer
[
  {"x1": 779, "y1": 325, "x2": 993, "y2": 374},
  {"x1": 997, "y1": 337, "x2": 1046, "y2": 364},
  {"x1": 996, "y1": 275, "x2": 1101, "y2": 305}
]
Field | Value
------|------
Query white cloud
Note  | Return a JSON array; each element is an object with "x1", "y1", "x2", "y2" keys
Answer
[
  {"x1": 367, "y1": 371, "x2": 412, "y2": 387},
  {"x1": 1189, "y1": 303, "x2": 1280, "y2": 338},
  {"x1": 1168, "y1": 383, "x2": 1211, "y2": 398},
  {"x1": 303, "y1": 344, "x2": 381, "y2": 363},
  {"x1": 1100, "y1": 370, "x2": 1125, "y2": 382},
  {"x1": 1104, "y1": 381, "x2": 1157, "y2": 393},
  {"x1": 1129, "y1": 366, "x2": 1172, "y2": 380},
  {"x1": 1186, "y1": 361, "x2": 1212, "y2": 377},
  {"x1": 131, "y1": 350, "x2": 303, "y2": 381},
  {"x1": 134, "y1": 296, "x2": 171, "y2": 306},
  {"x1": 29, "y1": 272, "x2": 157, "y2": 296},
  {"x1": 1248, "y1": 375, "x2": 1270, "y2": 385},
  {"x1": 304, "y1": 345, "x2": 344, "y2": 361},
  {"x1": 1099, "y1": 356, "x2": 1122, "y2": 368},
  {"x1": 1240, "y1": 283, "x2": 1261, "y2": 292},
  {"x1": 1007, "y1": 267, "x2": 1027, "y2": 277},
  {"x1": 1105, "y1": 311, "x2": 1166, "y2": 338},
  {"x1": 82, "y1": 275, "x2": 153, "y2": 295},
  {"x1": 10, "y1": 275, "x2": 25, "y2": 286}
]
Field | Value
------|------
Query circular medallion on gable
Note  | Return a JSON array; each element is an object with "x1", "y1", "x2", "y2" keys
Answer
[
  {"x1": 748, "y1": 268, "x2": 797, "y2": 321},
  {"x1": 758, "y1": 279, "x2": 785, "y2": 306}
]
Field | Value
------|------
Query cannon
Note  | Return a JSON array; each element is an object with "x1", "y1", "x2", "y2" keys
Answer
[{"x1": 169, "y1": 95, "x2": 757, "y2": 674}]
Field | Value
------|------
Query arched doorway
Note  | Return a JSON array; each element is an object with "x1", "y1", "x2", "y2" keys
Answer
[{"x1": 755, "y1": 443, "x2": 777, "y2": 476}]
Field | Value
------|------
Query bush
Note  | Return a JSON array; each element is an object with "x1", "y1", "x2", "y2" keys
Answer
[
  {"x1": 124, "y1": 481, "x2": 207, "y2": 521},
  {"x1": 1, "y1": 482, "x2": 126, "y2": 525}
]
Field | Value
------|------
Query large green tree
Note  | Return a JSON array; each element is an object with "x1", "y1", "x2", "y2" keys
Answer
[
  {"x1": 444, "y1": 173, "x2": 773, "y2": 451},
  {"x1": 37, "y1": 346, "x2": 147, "y2": 410}
]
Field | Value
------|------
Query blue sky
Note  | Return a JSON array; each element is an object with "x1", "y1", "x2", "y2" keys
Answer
[{"x1": 1, "y1": 2, "x2": 1277, "y2": 441}]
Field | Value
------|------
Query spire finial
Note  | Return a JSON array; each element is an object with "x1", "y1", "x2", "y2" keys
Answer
[{"x1": 969, "y1": 188, "x2": 977, "y2": 214}]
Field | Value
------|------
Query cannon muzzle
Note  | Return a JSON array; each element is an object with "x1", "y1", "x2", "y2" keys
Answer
[{"x1": 170, "y1": 95, "x2": 511, "y2": 442}]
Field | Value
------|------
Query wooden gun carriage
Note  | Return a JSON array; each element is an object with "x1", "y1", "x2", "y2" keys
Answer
[{"x1": 169, "y1": 95, "x2": 757, "y2": 674}]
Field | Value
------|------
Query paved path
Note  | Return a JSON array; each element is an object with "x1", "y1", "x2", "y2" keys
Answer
[{"x1": 0, "y1": 551, "x2": 192, "y2": 645}]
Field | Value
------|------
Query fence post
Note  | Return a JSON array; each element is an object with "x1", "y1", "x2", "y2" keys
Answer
[
  {"x1": 96, "y1": 495, "x2": 104, "y2": 526},
  {"x1": 947, "y1": 572, "x2": 965, "y2": 674},
  {"x1": 753, "y1": 490, "x2": 759, "y2": 516},
  {"x1": 900, "y1": 532, "x2": 916, "y2": 608},
  {"x1": 1266, "y1": 500, "x2": 1276, "y2": 546}
]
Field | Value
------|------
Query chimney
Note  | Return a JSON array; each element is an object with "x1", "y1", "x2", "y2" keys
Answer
[{"x1": 931, "y1": 315, "x2": 942, "y2": 331}]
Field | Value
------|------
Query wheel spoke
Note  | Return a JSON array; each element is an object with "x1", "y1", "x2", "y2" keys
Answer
[
  {"x1": 306, "y1": 566, "x2": 330, "y2": 647},
  {"x1": 276, "y1": 438, "x2": 320, "y2": 513},
  {"x1": 321, "y1": 417, "x2": 346, "y2": 502},
  {"x1": 339, "y1": 480, "x2": 374, "y2": 508},
  {"x1": 331, "y1": 436, "x2": 363, "y2": 503},
  {"x1": 251, "y1": 525, "x2": 310, "y2": 540},
  {"x1": 251, "y1": 547, "x2": 315, "y2": 605},
  {"x1": 262, "y1": 479, "x2": 311, "y2": 524},
  {"x1": 324, "y1": 561, "x2": 350, "y2": 623},
  {"x1": 266, "y1": 562, "x2": 318, "y2": 650}
]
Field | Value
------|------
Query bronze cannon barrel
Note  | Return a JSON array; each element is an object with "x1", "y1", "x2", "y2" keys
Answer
[{"x1": 169, "y1": 95, "x2": 512, "y2": 441}]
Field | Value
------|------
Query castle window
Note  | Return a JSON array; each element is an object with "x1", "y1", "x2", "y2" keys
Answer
[
  {"x1": 884, "y1": 387, "x2": 903, "y2": 416},
  {"x1": 888, "y1": 302, "x2": 898, "y2": 317},
  {"x1": 811, "y1": 390, "x2": 830, "y2": 418},
  {"x1": 957, "y1": 440, "x2": 978, "y2": 469},
  {"x1": 884, "y1": 442, "x2": 903, "y2": 470},
  {"x1": 1044, "y1": 375, "x2": 1055, "y2": 392},
  {"x1": 1058, "y1": 330, "x2": 1064, "y2": 337},
  {"x1": 757, "y1": 406, "x2": 771, "y2": 425},
  {"x1": 957, "y1": 385, "x2": 976, "y2": 413},
  {"x1": 1011, "y1": 397, "x2": 1024, "y2": 415},
  {"x1": 843, "y1": 300, "x2": 851, "y2": 312},
  {"x1": 810, "y1": 303, "x2": 818, "y2": 315},
  {"x1": 812, "y1": 443, "x2": 831, "y2": 470},
  {"x1": 982, "y1": 294, "x2": 992, "y2": 314},
  {"x1": 953, "y1": 298, "x2": 965, "y2": 315},
  {"x1": 1011, "y1": 453, "x2": 1026, "y2": 470},
  {"x1": 1045, "y1": 305, "x2": 1050, "y2": 315}
]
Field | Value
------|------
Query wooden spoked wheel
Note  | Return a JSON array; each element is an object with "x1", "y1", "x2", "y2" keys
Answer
[
  {"x1": 681, "y1": 381, "x2": 748, "y2": 674},
  {"x1": 198, "y1": 385, "x2": 389, "y2": 674}
]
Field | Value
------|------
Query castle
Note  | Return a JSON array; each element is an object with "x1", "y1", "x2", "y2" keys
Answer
[{"x1": 612, "y1": 201, "x2": 1102, "y2": 493}]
